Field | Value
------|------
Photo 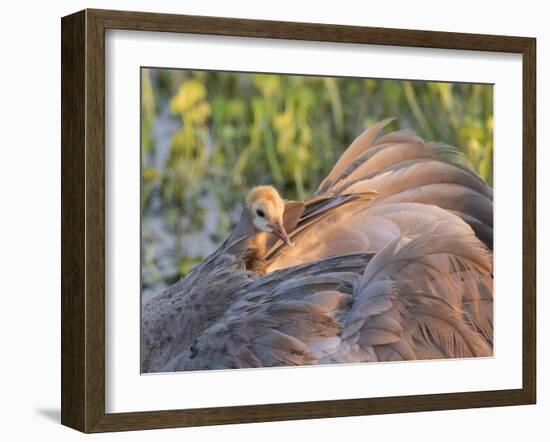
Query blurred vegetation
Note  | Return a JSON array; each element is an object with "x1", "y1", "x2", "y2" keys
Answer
[{"x1": 141, "y1": 68, "x2": 493, "y2": 299}]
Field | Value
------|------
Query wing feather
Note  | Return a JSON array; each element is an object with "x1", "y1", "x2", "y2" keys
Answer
[
  {"x1": 317, "y1": 118, "x2": 394, "y2": 193},
  {"x1": 143, "y1": 121, "x2": 494, "y2": 372}
]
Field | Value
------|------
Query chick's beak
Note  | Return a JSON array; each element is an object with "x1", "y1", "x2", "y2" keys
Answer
[{"x1": 272, "y1": 220, "x2": 292, "y2": 246}]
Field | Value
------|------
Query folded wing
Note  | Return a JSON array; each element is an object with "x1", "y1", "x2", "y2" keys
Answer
[
  {"x1": 266, "y1": 120, "x2": 493, "y2": 272},
  {"x1": 166, "y1": 216, "x2": 492, "y2": 370}
]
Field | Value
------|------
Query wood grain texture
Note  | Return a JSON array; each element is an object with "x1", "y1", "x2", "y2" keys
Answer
[
  {"x1": 89, "y1": 8, "x2": 532, "y2": 52},
  {"x1": 522, "y1": 38, "x2": 537, "y2": 403},
  {"x1": 85, "y1": 9, "x2": 107, "y2": 432},
  {"x1": 61, "y1": 10, "x2": 86, "y2": 431},
  {"x1": 60, "y1": 8, "x2": 537, "y2": 433}
]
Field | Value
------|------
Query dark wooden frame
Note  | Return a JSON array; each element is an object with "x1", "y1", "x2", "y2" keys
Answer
[{"x1": 61, "y1": 8, "x2": 537, "y2": 433}]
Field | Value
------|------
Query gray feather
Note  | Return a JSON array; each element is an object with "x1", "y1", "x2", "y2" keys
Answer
[{"x1": 141, "y1": 121, "x2": 493, "y2": 372}]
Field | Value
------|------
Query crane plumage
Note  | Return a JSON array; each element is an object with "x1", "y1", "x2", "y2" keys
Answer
[{"x1": 141, "y1": 119, "x2": 493, "y2": 373}]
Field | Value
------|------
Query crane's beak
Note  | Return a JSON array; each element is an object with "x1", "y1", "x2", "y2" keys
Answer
[{"x1": 272, "y1": 221, "x2": 292, "y2": 247}]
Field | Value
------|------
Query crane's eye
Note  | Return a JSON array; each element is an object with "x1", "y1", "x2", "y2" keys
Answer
[{"x1": 256, "y1": 209, "x2": 265, "y2": 218}]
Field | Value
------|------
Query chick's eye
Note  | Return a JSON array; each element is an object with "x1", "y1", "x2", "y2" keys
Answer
[{"x1": 256, "y1": 209, "x2": 265, "y2": 218}]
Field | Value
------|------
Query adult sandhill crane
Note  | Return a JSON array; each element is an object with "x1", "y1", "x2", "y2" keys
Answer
[{"x1": 141, "y1": 119, "x2": 493, "y2": 373}]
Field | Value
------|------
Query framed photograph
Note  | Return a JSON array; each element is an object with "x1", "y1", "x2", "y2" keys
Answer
[{"x1": 61, "y1": 9, "x2": 536, "y2": 433}]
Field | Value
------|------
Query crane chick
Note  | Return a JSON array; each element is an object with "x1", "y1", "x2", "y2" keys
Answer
[
  {"x1": 244, "y1": 185, "x2": 292, "y2": 274},
  {"x1": 246, "y1": 185, "x2": 291, "y2": 246}
]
